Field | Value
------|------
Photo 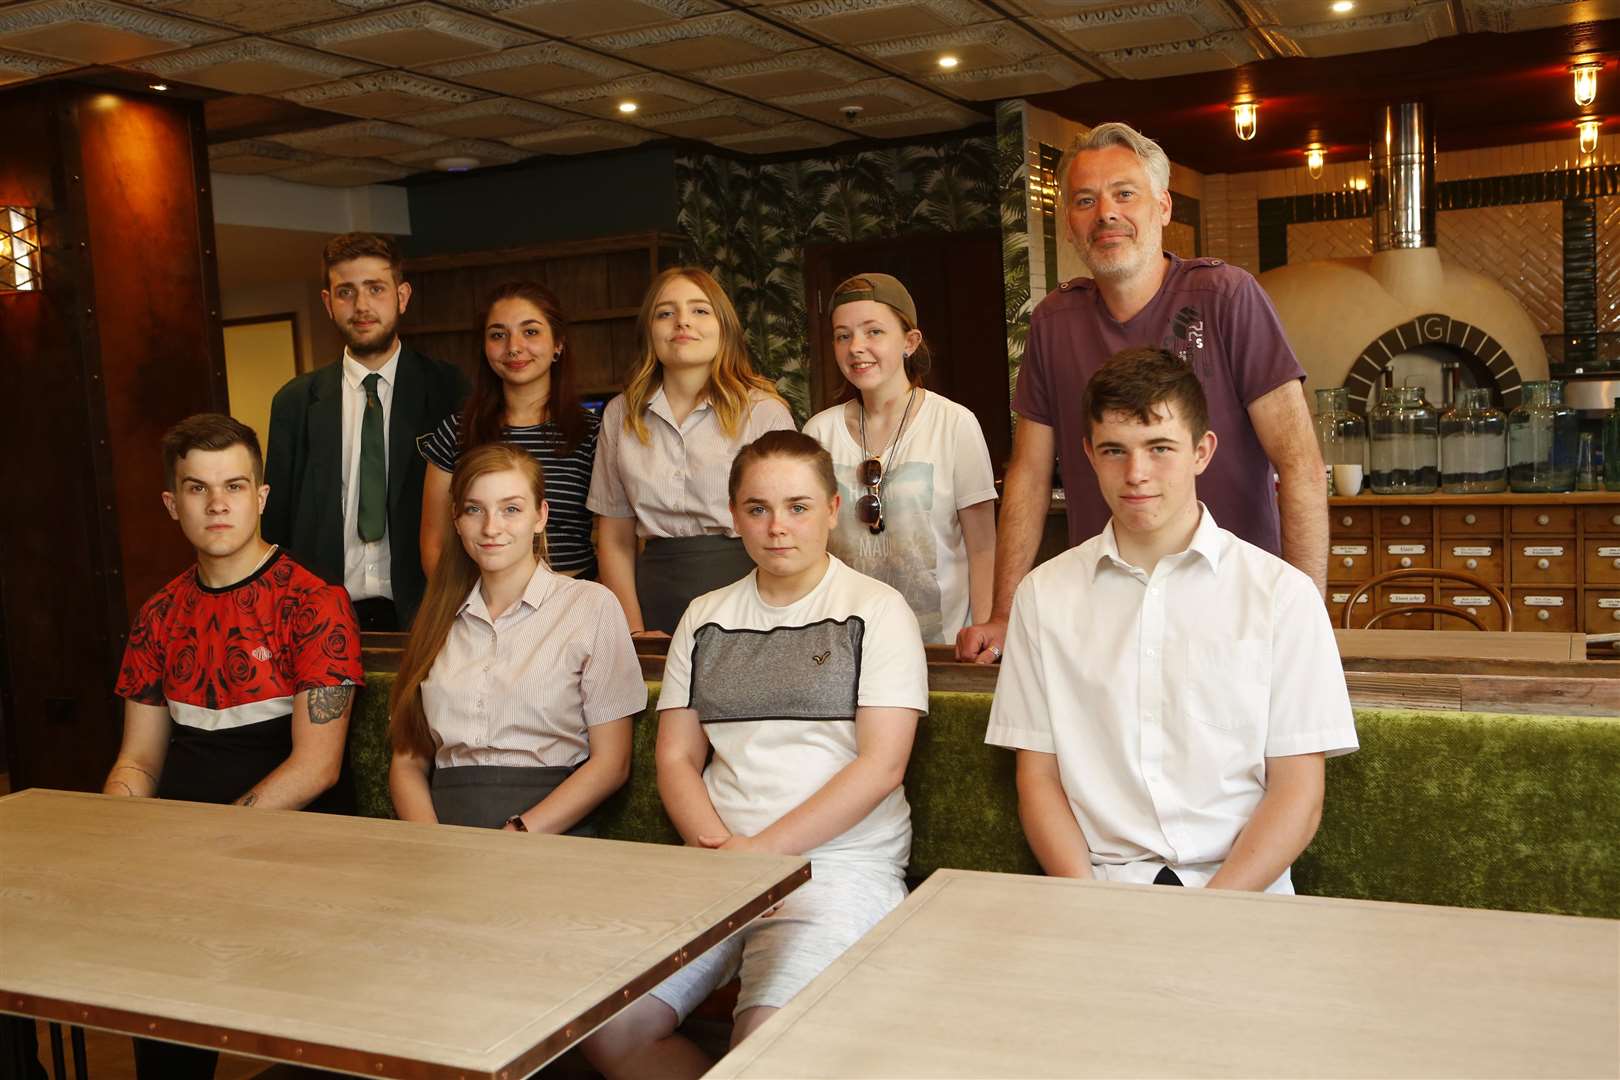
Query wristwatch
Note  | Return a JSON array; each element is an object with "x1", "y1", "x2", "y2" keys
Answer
[{"x1": 504, "y1": 814, "x2": 528, "y2": 832}]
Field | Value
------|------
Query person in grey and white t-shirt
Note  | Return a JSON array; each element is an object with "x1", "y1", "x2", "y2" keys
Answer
[{"x1": 583, "y1": 430, "x2": 928, "y2": 1080}]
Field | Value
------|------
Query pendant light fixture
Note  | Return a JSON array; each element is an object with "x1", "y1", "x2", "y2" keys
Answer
[
  {"x1": 1578, "y1": 116, "x2": 1601, "y2": 155},
  {"x1": 1573, "y1": 61, "x2": 1602, "y2": 109},
  {"x1": 1305, "y1": 145, "x2": 1325, "y2": 179},
  {"x1": 1232, "y1": 100, "x2": 1259, "y2": 141}
]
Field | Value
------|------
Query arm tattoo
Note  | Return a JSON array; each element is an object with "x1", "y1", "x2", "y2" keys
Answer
[
  {"x1": 111, "y1": 763, "x2": 158, "y2": 785},
  {"x1": 236, "y1": 791, "x2": 259, "y2": 807},
  {"x1": 305, "y1": 685, "x2": 354, "y2": 725}
]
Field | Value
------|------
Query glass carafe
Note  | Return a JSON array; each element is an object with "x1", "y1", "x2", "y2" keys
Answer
[
  {"x1": 1507, "y1": 380, "x2": 1578, "y2": 492},
  {"x1": 1605, "y1": 397, "x2": 1620, "y2": 491},
  {"x1": 1438, "y1": 387, "x2": 1507, "y2": 494},
  {"x1": 1314, "y1": 387, "x2": 1367, "y2": 469},
  {"x1": 1369, "y1": 385, "x2": 1439, "y2": 494}
]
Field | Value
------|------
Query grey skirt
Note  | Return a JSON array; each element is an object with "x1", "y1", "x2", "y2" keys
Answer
[
  {"x1": 637, "y1": 534, "x2": 754, "y2": 634},
  {"x1": 431, "y1": 764, "x2": 597, "y2": 837}
]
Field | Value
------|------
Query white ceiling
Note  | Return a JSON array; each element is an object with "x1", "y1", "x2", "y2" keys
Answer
[{"x1": 1, "y1": 0, "x2": 1616, "y2": 184}]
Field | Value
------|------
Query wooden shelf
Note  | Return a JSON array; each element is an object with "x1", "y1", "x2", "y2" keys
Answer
[{"x1": 1332, "y1": 491, "x2": 1620, "y2": 506}]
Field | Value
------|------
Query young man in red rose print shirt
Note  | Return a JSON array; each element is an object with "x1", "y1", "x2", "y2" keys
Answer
[{"x1": 105, "y1": 413, "x2": 364, "y2": 816}]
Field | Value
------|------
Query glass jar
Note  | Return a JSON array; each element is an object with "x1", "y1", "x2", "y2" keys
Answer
[
  {"x1": 1314, "y1": 387, "x2": 1367, "y2": 469},
  {"x1": 1438, "y1": 387, "x2": 1506, "y2": 494},
  {"x1": 1369, "y1": 385, "x2": 1439, "y2": 494},
  {"x1": 1604, "y1": 397, "x2": 1620, "y2": 491},
  {"x1": 1507, "y1": 380, "x2": 1578, "y2": 492}
]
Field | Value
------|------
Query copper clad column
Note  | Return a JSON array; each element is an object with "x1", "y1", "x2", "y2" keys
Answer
[{"x1": 1371, "y1": 102, "x2": 1435, "y2": 251}]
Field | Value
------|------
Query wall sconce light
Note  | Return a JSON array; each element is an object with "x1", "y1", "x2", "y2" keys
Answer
[
  {"x1": 1305, "y1": 145, "x2": 1325, "y2": 179},
  {"x1": 1573, "y1": 61, "x2": 1602, "y2": 108},
  {"x1": 1232, "y1": 101, "x2": 1259, "y2": 141},
  {"x1": 1, "y1": 206, "x2": 41, "y2": 293},
  {"x1": 1578, "y1": 116, "x2": 1601, "y2": 155}
]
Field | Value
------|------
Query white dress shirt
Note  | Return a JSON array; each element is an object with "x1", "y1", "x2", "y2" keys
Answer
[
  {"x1": 985, "y1": 506, "x2": 1357, "y2": 891},
  {"x1": 340, "y1": 345, "x2": 399, "y2": 602},
  {"x1": 421, "y1": 563, "x2": 647, "y2": 770},
  {"x1": 587, "y1": 388, "x2": 795, "y2": 538}
]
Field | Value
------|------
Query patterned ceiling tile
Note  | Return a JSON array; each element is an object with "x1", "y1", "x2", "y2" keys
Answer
[
  {"x1": 845, "y1": 99, "x2": 988, "y2": 138},
  {"x1": 124, "y1": 0, "x2": 360, "y2": 32},
  {"x1": 280, "y1": 2, "x2": 535, "y2": 66},
  {"x1": 266, "y1": 118, "x2": 444, "y2": 156},
  {"x1": 1462, "y1": 0, "x2": 1620, "y2": 33},
  {"x1": 771, "y1": 75, "x2": 934, "y2": 124},
  {"x1": 415, "y1": 41, "x2": 636, "y2": 96},
  {"x1": 1095, "y1": 29, "x2": 1263, "y2": 77},
  {"x1": 709, "y1": 118, "x2": 849, "y2": 153},
  {"x1": 766, "y1": 0, "x2": 997, "y2": 45},
  {"x1": 691, "y1": 47, "x2": 877, "y2": 100},
  {"x1": 1034, "y1": 0, "x2": 1239, "y2": 54},
  {"x1": 1269, "y1": 3, "x2": 1456, "y2": 58},
  {"x1": 409, "y1": 96, "x2": 575, "y2": 138},
  {"x1": 0, "y1": 0, "x2": 227, "y2": 64},
  {"x1": 385, "y1": 136, "x2": 534, "y2": 167},
  {"x1": 1246, "y1": 0, "x2": 1414, "y2": 26},
  {"x1": 272, "y1": 156, "x2": 414, "y2": 186},
  {"x1": 129, "y1": 37, "x2": 373, "y2": 94},
  {"x1": 631, "y1": 97, "x2": 796, "y2": 139},
  {"x1": 446, "y1": 0, "x2": 721, "y2": 37},
  {"x1": 926, "y1": 53, "x2": 1095, "y2": 100},
  {"x1": 279, "y1": 70, "x2": 485, "y2": 119},
  {"x1": 579, "y1": 10, "x2": 803, "y2": 72},
  {"x1": 537, "y1": 71, "x2": 714, "y2": 120},
  {"x1": 207, "y1": 137, "x2": 321, "y2": 173},
  {"x1": 0, "y1": 45, "x2": 74, "y2": 86},
  {"x1": 504, "y1": 118, "x2": 654, "y2": 154},
  {"x1": 854, "y1": 18, "x2": 1046, "y2": 75}
]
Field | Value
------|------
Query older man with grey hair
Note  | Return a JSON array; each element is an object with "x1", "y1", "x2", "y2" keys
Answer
[{"x1": 957, "y1": 121, "x2": 1327, "y2": 664}]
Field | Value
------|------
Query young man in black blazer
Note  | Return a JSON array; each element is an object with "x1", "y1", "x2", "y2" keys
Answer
[{"x1": 263, "y1": 233, "x2": 466, "y2": 630}]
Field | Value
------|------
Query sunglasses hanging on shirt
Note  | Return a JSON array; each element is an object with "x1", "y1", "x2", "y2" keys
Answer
[{"x1": 856, "y1": 384, "x2": 917, "y2": 536}]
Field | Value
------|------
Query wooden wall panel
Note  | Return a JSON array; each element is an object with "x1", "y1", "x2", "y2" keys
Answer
[{"x1": 0, "y1": 82, "x2": 224, "y2": 793}]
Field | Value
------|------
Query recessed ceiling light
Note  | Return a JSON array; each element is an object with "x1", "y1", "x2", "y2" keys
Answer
[
  {"x1": 1330, "y1": 1, "x2": 1354, "y2": 12},
  {"x1": 938, "y1": 55, "x2": 960, "y2": 69},
  {"x1": 618, "y1": 101, "x2": 638, "y2": 114},
  {"x1": 435, "y1": 156, "x2": 479, "y2": 173},
  {"x1": 148, "y1": 83, "x2": 168, "y2": 91}
]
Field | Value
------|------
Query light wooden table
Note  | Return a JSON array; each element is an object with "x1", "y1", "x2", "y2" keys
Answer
[
  {"x1": 711, "y1": 869, "x2": 1620, "y2": 1079},
  {"x1": 1334, "y1": 627, "x2": 1586, "y2": 662},
  {"x1": 0, "y1": 789, "x2": 808, "y2": 1079}
]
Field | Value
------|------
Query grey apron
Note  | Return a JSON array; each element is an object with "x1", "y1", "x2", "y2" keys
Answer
[
  {"x1": 636, "y1": 534, "x2": 754, "y2": 634},
  {"x1": 430, "y1": 764, "x2": 596, "y2": 836}
]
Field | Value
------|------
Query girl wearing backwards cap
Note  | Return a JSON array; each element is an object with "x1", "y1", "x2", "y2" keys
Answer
[{"x1": 802, "y1": 273, "x2": 997, "y2": 644}]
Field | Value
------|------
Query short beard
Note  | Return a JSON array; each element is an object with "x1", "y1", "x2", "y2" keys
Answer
[{"x1": 340, "y1": 317, "x2": 397, "y2": 359}]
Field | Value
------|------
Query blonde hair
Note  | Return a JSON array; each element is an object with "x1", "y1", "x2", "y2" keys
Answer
[
  {"x1": 621, "y1": 267, "x2": 784, "y2": 444},
  {"x1": 389, "y1": 444, "x2": 546, "y2": 761}
]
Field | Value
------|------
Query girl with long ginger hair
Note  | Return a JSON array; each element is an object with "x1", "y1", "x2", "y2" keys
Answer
[
  {"x1": 390, "y1": 444, "x2": 645, "y2": 833},
  {"x1": 419, "y1": 281, "x2": 600, "y2": 581},
  {"x1": 586, "y1": 267, "x2": 794, "y2": 637}
]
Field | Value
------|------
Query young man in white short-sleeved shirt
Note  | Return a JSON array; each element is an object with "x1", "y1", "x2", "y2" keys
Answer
[
  {"x1": 986, "y1": 347, "x2": 1356, "y2": 893},
  {"x1": 584, "y1": 430, "x2": 928, "y2": 1080}
]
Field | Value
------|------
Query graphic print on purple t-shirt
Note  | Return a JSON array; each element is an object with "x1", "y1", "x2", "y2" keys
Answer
[{"x1": 1010, "y1": 253, "x2": 1305, "y2": 555}]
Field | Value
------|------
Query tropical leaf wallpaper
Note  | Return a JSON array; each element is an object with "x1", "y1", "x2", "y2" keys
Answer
[
  {"x1": 996, "y1": 100, "x2": 1032, "y2": 404},
  {"x1": 676, "y1": 134, "x2": 997, "y2": 421}
]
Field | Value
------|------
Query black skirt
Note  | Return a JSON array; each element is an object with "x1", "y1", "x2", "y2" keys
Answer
[
  {"x1": 430, "y1": 763, "x2": 595, "y2": 836},
  {"x1": 636, "y1": 534, "x2": 754, "y2": 634}
]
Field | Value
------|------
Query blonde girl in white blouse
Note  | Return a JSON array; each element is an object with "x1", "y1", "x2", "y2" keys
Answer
[{"x1": 388, "y1": 443, "x2": 646, "y2": 833}]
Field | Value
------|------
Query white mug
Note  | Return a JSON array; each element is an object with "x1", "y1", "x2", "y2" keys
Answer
[{"x1": 1333, "y1": 463, "x2": 1364, "y2": 497}]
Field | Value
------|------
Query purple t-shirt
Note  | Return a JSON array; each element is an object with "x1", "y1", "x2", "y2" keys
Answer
[{"x1": 1012, "y1": 253, "x2": 1304, "y2": 555}]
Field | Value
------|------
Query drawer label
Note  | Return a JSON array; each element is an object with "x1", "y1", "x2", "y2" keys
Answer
[
  {"x1": 1387, "y1": 544, "x2": 1426, "y2": 555},
  {"x1": 1450, "y1": 596, "x2": 1492, "y2": 607},
  {"x1": 1330, "y1": 593, "x2": 1370, "y2": 604},
  {"x1": 1330, "y1": 545, "x2": 1368, "y2": 556},
  {"x1": 1389, "y1": 592, "x2": 1428, "y2": 604},
  {"x1": 1522, "y1": 545, "x2": 1565, "y2": 557},
  {"x1": 1523, "y1": 595, "x2": 1565, "y2": 607},
  {"x1": 1599, "y1": 546, "x2": 1620, "y2": 557},
  {"x1": 1451, "y1": 545, "x2": 1492, "y2": 557},
  {"x1": 1600, "y1": 599, "x2": 1620, "y2": 610}
]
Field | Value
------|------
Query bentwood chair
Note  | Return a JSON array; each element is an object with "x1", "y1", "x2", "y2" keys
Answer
[{"x1": 1340, "y1": 567, "x2": 1514, "y2": 631}]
